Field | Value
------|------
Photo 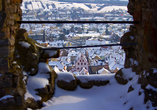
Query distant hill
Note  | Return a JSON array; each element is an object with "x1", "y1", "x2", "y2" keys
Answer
[{"x1": 58, "y1": 0, "x2": 128, "y2": 6}]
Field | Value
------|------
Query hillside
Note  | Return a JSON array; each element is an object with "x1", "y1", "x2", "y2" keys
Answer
[
  {"x1": 21, "y1": 0, "x2": 128, "y2": 13},
  {"x1": 58, "y1": 0, "x2": 128, "y2": 5}
]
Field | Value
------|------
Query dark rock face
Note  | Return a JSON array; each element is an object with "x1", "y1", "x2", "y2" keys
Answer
[
  {"x1": 77, "y1": 79, "x2": 109, "y2": 89},
  {"x1": 25, "y1": 98, "x2": 41, "y2": 109},
  {"x1": 115, "y1": 69, "x2": 128, "y2": 85},
  {"x1": 0, "y1": 11, "x2": 6, "y2": 30},
  {"x1": 0, "y1": 2, "x2": 59, "y2": 108},
  {"x1": 78, "y1": 80, "x2": 94, "y2": 89},
  {"x1": 0, "y1": 0, "x2": 26, "y2": 109},
  {"x1": 0, "y1": 31, "x2": 5, "y2": 38},
  {"x1": 144, "y1": 89, "x2": 157, "y2": 107},
  {"x1": 15, "y1": 29, "x2": 40, "y2": 76},
  {"x1": 0, "y1": 96, "x2": 24, "y2": 110},
  {"x1": 14, "y1": 29, "x2": 59, "y2": 109},
  {"x1": 125, "y1": 0, "x2": 157, "y2": 108},
  {"x1": 57, "y1": 80, "x2": 77, "y2": 91},
  {"x1": 128, "y1": 85, "x2": 134, "y2": 93}
]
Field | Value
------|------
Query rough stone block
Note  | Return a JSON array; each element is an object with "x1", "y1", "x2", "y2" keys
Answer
[
  {"x1": 0, "y1": 96, "x2": 15, "y2": 105},
  {"x1": 3, "y1": 27, "x2": 10, "y2": 38},
  {"x1": 25, "y1": 98, "x2": 41, "y2": 109},
  {"x1": 9, "y1": 36, "x2": 15, "y2": 46},
  {"x1": 0, "y1": 1, "x2": 2, "y2": 11},
  {"x1": 57, "y1": 80, "x2": 77, "y2": 91},
  {"x1": 16, "y1": 29, "x2": 27, "y2": 40},
  {"x1": 0, "y1": 31, "x2": 5, "y2": 38},
  {"x1": 0, "y1": 46, "x2": 9, "y2": 57},
  {"x1": 115, "y1": 69, "x2": 128, "y2": 85},
  {"x1": 9, "y1": 19, "x2": 15, "y2": 26},
  {"x1": 0, "y1": 38, "x2": 9, "y2": 46},
  {"x1": 77, "y1": 80, "x2": 94, "y2": 89},
  {"x1": 0, "y1": 89, "x2": 6, "y2": 98},
  {"x1": 0, "y1": 58, "x2": 8, "y2": 68},
  {"x1": 0, "y1": 77, "x2": 12, "y2": 88},
  {"x1": 13, "y1": 14, "x2": 20, "y2": 22},
  {"x1": 0, "y1": 11, "x2": 6, "y2": 30},
  {"x1": 6, "y1": 0, "x2": 11, "y2": 4},
  {"x1": 11, "y1": 0, "x2": 22, "y2": 3}
]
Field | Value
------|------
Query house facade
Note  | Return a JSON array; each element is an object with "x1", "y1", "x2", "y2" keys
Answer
[{"x1": 75, "y1": 53, "x2": 89, "y2": 72}]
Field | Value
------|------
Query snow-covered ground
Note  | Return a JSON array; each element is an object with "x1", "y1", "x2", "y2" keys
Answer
[
  {"x1": 23, "y1": 59, "x2": 156, "y2": 110},
  {"x1": 40, "y1": 68, "x2": 154, "y2": 110}
]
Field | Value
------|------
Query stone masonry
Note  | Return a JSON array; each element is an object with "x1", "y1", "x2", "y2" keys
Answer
[
  {"x1": 120, "y1": 0, "x2": 157, "y2": 107},
  {"x1": 0, "y1": 0, "x2": 26, "y2": 110}
]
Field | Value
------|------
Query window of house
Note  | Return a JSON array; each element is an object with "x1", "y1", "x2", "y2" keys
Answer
[
  {"x1": 78, "y1": 63, "x2": 79, "y2": 65},
  {"x1": 84, "y1": 63, "x2": 86, "y2": 65},
  {"x1": 81, "y1": 63, "x2": 83, "y2": 65},
  {"x1": 77, "y1": 68, "x2": 79, "y2": 70}
]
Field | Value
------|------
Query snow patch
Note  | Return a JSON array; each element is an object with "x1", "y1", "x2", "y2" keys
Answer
[
  {"x1": 38, "y1": 62, "x2": 51, "y2": 73},
  {"x1": 146, "y1": 84, "x2": 157, "y2": 91},
  {"x1": 76, "y1": 74, "x2": 114, "y2": 83},
  {"x1": 56, "y1": 72, "x2": 75, "y2": 83},
  {"x1": 121, "y1": 68, "x2": 136, "y2": 80},
  {"x1": 130, "y1": 58, "x2": 138, "y2": 66},
  {"x1": 19, "y1": 41, "x2": 31, "y2": 48},
  {"x1": 130, "y1": 36, "x2": 134, "y2": 40},
  {"x1": 25, "y1": 63, "x2": 50, "y2": 101},
  {"x1": 153, "y1": 68, "x2": 157, "y2": 73},
  {"x1": 0, "y1": 95, "x2": 14, "y2": 101},
  {"x1": 54, "y1": 66, "x2": 60, "y2": 73}
]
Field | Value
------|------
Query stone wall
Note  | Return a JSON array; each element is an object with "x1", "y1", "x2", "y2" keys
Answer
[
  {"x1": 121, "y1": 0, "x2": 157, "y2": 107},
  {"x1": 121, "y1": 0, "x2": 157, "y2": 72},
  {"x1": 0, "y1": 0, "x2": 25, "y2": 109},
  {"x1": 0, "y1": 0, "x2": 60, "y2": 109}
]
